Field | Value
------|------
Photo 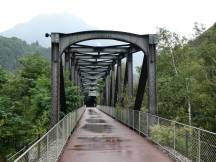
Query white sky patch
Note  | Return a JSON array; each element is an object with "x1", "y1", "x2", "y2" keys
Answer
[{"x1": 0, "y1": 0, "x2": 215, "y2": 35}]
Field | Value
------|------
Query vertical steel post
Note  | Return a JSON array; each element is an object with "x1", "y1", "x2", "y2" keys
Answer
[
  {"x1": 134, "y1": 55, "x2": 148, "y2": 111},
  {"x1": 65, "y1": 52, "x2": 70, "y2": 75},
  {"x1": 133, "y1": 110, "x2": 134, "y2": 129},
  {"x1": 105, "y1": 75, "x2": 110, "y2": 106},
  {"x1": 74, "y1": 64, "x2": 78, "y2": 86},
  {"x1": 62, "y1": 120, "x2": 64, "y2": 145},
  {"x1": 128, "y1": 110, "x2": 130, "y2": 126},
  {"x1": 51, "y1": 33, "x2": 60, "y2": 126},
  {"x1": 185, "y1": 130, "x2": 189, "y2": 157},
  {"x1": 148, "y1": 36, "x2": 157, "y2": 115},
  {"x1": 109, "y1": 70, "x2": 113, "y2": 106},
  {"x1": 56, "y1": 126, "x2": 59, "y2": 158},
  {"x1": 111, "y1": 65, "x2": 115, "y2": 107},
  {"x1": 70, "y1": 54, "x2": 75, "y2": 83},
  {"x1": 70, "y1": 113, "x2": 72, "y2": 132},
  {"x1": 198, "y1": 129, "x2": 201, "y2": 162},
  {"x1": 123, "y1": 62, "x2": 128, "y2": 91},
  {"x1": 173, "y1": 122, "x2": 176, "y2": 159},
  {"x1": 60, "y1": 59, "x2": 66, "y2": 113},
  {"x1": 139, "y1": 111, "x2": 141, "y2": 134},
  {"x1": 46, "y1": 134, "x2": 49, "y2": 162},
  {"x1": 146, "y1": 113, "x2": 149, "y2": 136},
  {"x1": 117, "y1": 58, "x2": 122, "y2": 103},
  {"x1": 127, "y1": 54, "x2": 133, "y2": 107},
  {"x1": 37, "y1": 134, "x2": 41, "y2": 160}
]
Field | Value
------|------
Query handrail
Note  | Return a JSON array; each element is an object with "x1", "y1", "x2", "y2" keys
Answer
[
  {"x1": 7, "y1": 137, "x2": 38, "y2": 161},
  {"x1": 14, "y1": 106, "x2": 85, "y2": 162},
  {"x1": 99, "y1": 106, "x2": 216, "y2": 162}
]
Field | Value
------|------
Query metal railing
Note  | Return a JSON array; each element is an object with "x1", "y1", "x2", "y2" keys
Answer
[
  {"x1": 99, "y1": 106, "x2": 216, "y2": 162},
  {"x1": 14, "y1": 106, "x2": 85, "y2": 162},
  {"x1": 6, "y1": 138, "x2": 39, "y2": 162}
]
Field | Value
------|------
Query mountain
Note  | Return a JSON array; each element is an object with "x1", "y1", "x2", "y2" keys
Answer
[
  {"x1": 0, "y1": 36, "x2": 50, "y2": 70},
  {"x1": 1, "y1": 13, "x2": 95, "y2": 47},
  {"x1": 0, "y1": 13, "x2": 144, "y2": 72}
]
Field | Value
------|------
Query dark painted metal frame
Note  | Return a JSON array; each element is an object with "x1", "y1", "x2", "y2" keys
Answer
[{"x1": 50, "y1": 30, "x2": 157, "y2": 126}]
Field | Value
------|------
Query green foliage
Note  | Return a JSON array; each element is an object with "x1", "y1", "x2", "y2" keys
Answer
[
  {"x1": 0, "y1": 53, "x2": 82, "y2": 160},
  {"x1": 0, "y1": 53, "x2": 83, "y2": 161},
  {"x1": 0, "y1": 36, "x2": 50, "y2": 71},
  {"x1": 0, "y1": 66, "x2": 8, "y2": 86},
  {"x1": 156, "y1": 24, "x2": 216, "y2": 131},
  {"x1": 65, "y1": 80, "x2": 83, "y2": 113},
  {"x1": 0, "y1": 54, "x2": 50, "y2": 159},
  {"x1": 150, "y1": 124, "x2": 195, "y2": 158},
  {"x1": 132, "y1": 23, "x2": 216, "y2": 132},
  {"x1": 150, "y1": 124, "x2": 174, "y2": 146}
]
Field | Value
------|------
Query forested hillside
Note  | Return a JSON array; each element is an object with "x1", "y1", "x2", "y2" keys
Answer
[
  {"x1": 156, "y1": 23, "x2": 216, "y2": 131},
  {"x1": 0, "y1": 36, "x2": 50, "y2": 70}
]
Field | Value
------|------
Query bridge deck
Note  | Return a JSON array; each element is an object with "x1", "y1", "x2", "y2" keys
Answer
[{"x1": 59, "y1": 107, "x2": 173, "y2": 162}]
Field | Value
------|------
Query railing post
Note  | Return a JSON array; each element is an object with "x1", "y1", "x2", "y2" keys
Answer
[
  {"x1": 147, "y1": 113, "x2": 149, "y2": 136},
  {"x1": 133, "y1": 110, "x2": 134, "y2": 129},
  {"x1": 120, "y1": 109, "x2": 122, "y2": 122},
  {"x1": 67, "y1": 116, "x2": 69, "y2": 137},
  {"x1": 72, "y1": 113, "x2": 74, "y2": 130},
  {"x1": 71, "y1": 113, "x2": 72, "y2": 132},
  {"x1": 123, "y1": 110, "x2": 125, "y2": 123},
  {"x1": 75, "y1": 109, "x2": 78, "y2": 122},
  {"x1": 37, "y1": 134, "x2": 41, "y2": 161},
  {"x1": 56, "y1": 125, "x2": 59, "y2": 158},
  {"x1": 173, "y1": 122, "x2": 176, "y2": 160},
  {"x1": 69, "y1": 113, "x2": 71, "y2": 133},
  {"x1": 46, "y1": 134, "x2": 49, "y2": 162},
  {"x1": 198, "y1": 129, "x2": 201, "y2": 162},
  {"x1": 128, "y1": 110, "x2": 130, "y2": 126},
  {"x1": 139, "y1": 111, "x2": 141, "y2": 134},
  {"x1": 25, "y1": 144, "x2": 29, "y2": 162},
  {"x1": 185, "y1": 130, "x2": 189, "y2": 157}
]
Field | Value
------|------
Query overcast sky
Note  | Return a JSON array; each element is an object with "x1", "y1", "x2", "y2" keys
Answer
[{"x1": 0, "y1": 0, "x2": 215, "y2": 36}]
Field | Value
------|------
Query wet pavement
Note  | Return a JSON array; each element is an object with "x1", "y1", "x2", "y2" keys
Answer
[{"x1": 59, "y1": 107, "x2": 173, "y2": 162}]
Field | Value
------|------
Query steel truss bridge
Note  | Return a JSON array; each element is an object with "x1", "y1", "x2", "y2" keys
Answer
[{"x1": 9, "y1": 30, "x2": 216, "y2": 162}]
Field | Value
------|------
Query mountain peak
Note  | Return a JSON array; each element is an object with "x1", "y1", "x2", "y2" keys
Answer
[{"x1": 1, "y1": 13, "x2": 95, "y2": 47}]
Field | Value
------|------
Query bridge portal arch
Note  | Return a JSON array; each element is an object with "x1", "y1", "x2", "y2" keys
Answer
[{"x1": 49, "y1": 30, "x2": 157, "y2": 126}]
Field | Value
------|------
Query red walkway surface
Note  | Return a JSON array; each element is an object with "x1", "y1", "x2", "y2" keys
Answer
[{"x1": 59, "y1": 107, "x2": 173, "y2": 162}]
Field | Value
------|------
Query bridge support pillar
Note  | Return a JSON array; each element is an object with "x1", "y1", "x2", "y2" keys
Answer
[
  {"x1": 109, "y1": 70, "x2": 112, "y2": 106},
  {"x1": 123, "y1": 61, "x2": 128, "y2": 90},
  {"x1": 111, "y1": 65, "x2": 115, "y2": 107},
  {"x1": 74, "y1": 64, "x2": 78, "y2": 86},
  {"x1": 77, "y1": 71, "x2": 80, "y2": 94},
  {"x1": 65, "y1": 52, "x2": 70, "y2": 75},
  {"x1": 117, "y1": 58, "x2": 122, "y2": 104},
  {"x1": 105, "y1": 75, "x2": 110, "y2": 106},
  {"x1": 148, "y1": 44, "x2": 157, "y2": 114},
  {"x1": 104, "y1": 83, "x2": 106, "y2": 105},
  {"x1": 70, "y1": 54, "x2": 75, "y2": 83},
  {"x1": 127, "y1": 54, "x2": 133, "y2": 108},
  {"x1": 60, "y1": 59, "x2": 66, "y2": 113},
  {"x1": 134, "y1": 55, "x2": 148, "y2": 111},
  {"x1": 51, "y1": 33, "x2": 60, "y2": 126}
]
